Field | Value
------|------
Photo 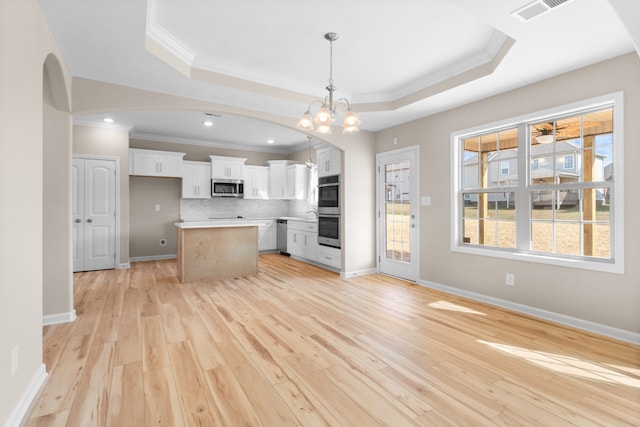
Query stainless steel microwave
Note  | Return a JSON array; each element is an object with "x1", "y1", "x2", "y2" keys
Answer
[{"x1": 211, "y1": 179, "x2": 244, "y2": 198}]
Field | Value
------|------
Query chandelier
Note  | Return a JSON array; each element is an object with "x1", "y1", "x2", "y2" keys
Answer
[{"x1": 297, "y1": 32, "x2": 361, "y2": 134}]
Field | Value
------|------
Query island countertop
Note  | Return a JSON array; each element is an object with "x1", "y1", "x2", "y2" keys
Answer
[{"x1": 175, "y1": 219, "x2": 271, "y2": 229}]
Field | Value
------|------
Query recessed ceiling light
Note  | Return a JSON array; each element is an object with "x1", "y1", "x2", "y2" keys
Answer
[
  {"x1": 203, "y1": 112, "x2": 220, "y2": 127},
  {"x1": 267, "y1": 139, "x2": 275, "y2": 144},
  {"x1": 103, "y1": 117, "x2": 114, "y2": 124}
]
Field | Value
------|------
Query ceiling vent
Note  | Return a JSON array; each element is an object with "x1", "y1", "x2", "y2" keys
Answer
[{"x1": 512, "y1": 0, "x2": 572, "y2": 22}]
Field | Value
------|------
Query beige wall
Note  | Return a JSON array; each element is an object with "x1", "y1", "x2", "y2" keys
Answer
[
  {"x1": 43, "y1": 63, "x2": 73, "y2": 319},
  {"x1": 73, "y1": 125, "x2": 130, "y2": 265},
  {"x1": 129, "y1": 176, "x2": 181, "y2": 259},
  {"x1": 376, "y1": 53, "x2": 640, "y2": 335},
  {"x1": 0, "y1": 0, "x2": 72, "y2": 424}
]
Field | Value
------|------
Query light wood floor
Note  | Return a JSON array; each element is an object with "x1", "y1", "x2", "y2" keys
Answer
[{"x1": 22, "y1": 254, "x2": 640, "y2": 426}]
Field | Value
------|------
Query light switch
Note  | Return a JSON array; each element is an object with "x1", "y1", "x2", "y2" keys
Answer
[
  {"x1": 154, "y1": 204, "x2": 160, "y2": 212},
  {"x1": 421, "y1": 196, "x2": 432, "y2": 206}
]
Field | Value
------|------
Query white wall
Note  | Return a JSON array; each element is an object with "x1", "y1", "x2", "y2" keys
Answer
[
  {"x1": 376, "y1": 53, "x2": 640, "y2": 337},
  {"x1": 0, "y1": 1, "x2": 72, "y2": 425}
]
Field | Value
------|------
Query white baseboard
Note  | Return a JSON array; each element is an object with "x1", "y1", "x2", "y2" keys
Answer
[
  {"x1": 341, "y1": 267, "x2": 377, "y2": 278},
  {"x1": 129, "y1": 255, "x2": 176, "y2": 263},
  {"x1": 118, "y1": 262, "x2": 131, "y2": 269},
  {"x1": 417, "y1": 279, "x2": 640, "y2": 345},
  {"x1": 43, "y1": 310, "x2": 77, "y2": 326},
  {"x1": 4, "y1": 364, "x2": 47, "y2": 427}
]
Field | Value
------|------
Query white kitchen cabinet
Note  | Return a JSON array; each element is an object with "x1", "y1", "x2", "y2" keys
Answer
[
  {"x1": 129, "y1": 149, "x2": 185, "y2": 177},
  {"x1": 210, "y1": 155, "x2": 246, "y2": 180},
  {"x1": 257, "y1": 219, "x2": 277, "y2": 251},
  {"x1": 268, "y1": 160, "x2": 288, "y2": 199},
  {"x1": 287, "y1": 220, "x2": 318, "y2": 261},
  {"x1": 317, "y1": 245, "x2": 341, "y2": 269},
  {"x1": 182, "y1": 161, "x2": 211, "y2": 199},
  {"x1": 287, "y1": 164, "x2": 307, "y2": 200},
  {"x1": 268, "y1": 160, "x2": 307, "y2": 200},
  {"x1": 317, "y1": 146, "x2": 341, "y2": 177},
  {"x1": 244, "y1": 165, "x2": 270, "y2": 199}
]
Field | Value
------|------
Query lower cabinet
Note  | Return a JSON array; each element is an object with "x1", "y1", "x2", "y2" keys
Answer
[
  {"x1": 257, "y1": 220, "x2": 277, "y2": 251},
  {"x1": 317, "y1": 245, "x2": 341, "y2": 269},
  {"x1": 287, "y1": 220, "x2": 318, "y2": 261}
]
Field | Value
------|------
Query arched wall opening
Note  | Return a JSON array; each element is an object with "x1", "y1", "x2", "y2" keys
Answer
[{"x1": 42, "y1": 53, "x2": 74, "y2": 324}]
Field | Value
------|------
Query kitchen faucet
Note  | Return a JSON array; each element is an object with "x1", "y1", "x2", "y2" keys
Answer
[{"x1": 306, "y1": 209, "x2": 318, "y2": 218}]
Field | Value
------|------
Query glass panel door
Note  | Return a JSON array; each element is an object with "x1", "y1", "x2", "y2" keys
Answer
[{"x1": 377, "y1": 147, "x2": 418, "y2": 281}]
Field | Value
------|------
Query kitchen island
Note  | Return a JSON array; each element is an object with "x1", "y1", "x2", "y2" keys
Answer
[{"x1": 175, "y1": 221, "x2": 262, "y2": 283}]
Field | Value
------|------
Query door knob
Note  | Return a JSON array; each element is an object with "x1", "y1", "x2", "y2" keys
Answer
[
  {"x1": 74, "y1": 218, "x2": 81, "y2": 223},
  {"x1": 87, "y1": 218, "x2": 93, "y2": 223}
]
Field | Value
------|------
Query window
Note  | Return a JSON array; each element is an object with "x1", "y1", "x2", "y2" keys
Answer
[
  {"x1": 452, "y1": 93, "x2": 624, "y2": 273},
  {"x1": 500, "y1": 161, "x2": 509, "y2": 176},
  {"x1": 563, "y1": 154, "x2": 574, "y2": 170}
]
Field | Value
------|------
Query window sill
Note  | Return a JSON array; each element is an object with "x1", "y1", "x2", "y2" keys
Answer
[{"x1": 451, "y1": 244, "x2": 624, "y2": 274}]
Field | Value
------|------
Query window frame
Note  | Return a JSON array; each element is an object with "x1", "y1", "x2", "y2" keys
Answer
[{"x1": 451, "y1": 92, "x2": 624, "y2": 274}]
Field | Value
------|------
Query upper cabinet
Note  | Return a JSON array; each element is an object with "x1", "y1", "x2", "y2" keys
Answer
[
  {"x1": 129, "y1": 149, "x2": 185, "y2": 177},
  {"x1": 268, "y1": 160, "x2": 307, "y2": 200},
  {"x1": 182, "y1": 161, "x2": 211, "y2": 199},
  {"x1": 210, "y1": 155, "x2": 246, "y2": 180},
  {"x1": 244, "y1": 165, "x2": 270, "y2": 200},
  {"x1": 316, "y1": 146, "x2": 341, "y2": 177}
]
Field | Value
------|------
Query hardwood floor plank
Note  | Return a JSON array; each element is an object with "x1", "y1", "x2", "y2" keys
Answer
[
  {"x1": 65, "y1": 342, "x2": 114, "y2": 427},
  {"x1": 203, "y1": 365, "x2": 263, "y2": 427},
  {"x1": 273, "y1": 379, "x2": 343, "y2": 427},
  {"x1": 107, "y1": 362, "x2": 144, "y2": 427},
  {"x1": 21, "y1": 256, "x2": 640, "y2": 427},
  {"x1": 143, "y1": 367, "x2": 185, "y2": 427},
  {"x1": 167, "y1": 340, "x2": 224, "y2": 426},
  {"x1": 141, "y1": 315, "x2": 170, "y2": 372}
]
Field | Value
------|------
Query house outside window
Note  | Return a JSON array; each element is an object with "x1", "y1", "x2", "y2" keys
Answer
[{"x1": 452, "y1": 93, "x2": 624, "y2": 273}]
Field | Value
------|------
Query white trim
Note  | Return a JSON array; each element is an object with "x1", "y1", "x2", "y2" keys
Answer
[
  {"x1": 118, "y1": 262, "x2": 131, "y2": 269},
  {"x1": 43, "y1": 310, "x2": 77, "y2": 326},
  {"x1": 3, "y1": 364, "x2": 47, "y2": 427},
  {"x1": 450, "y1": 92, "x2": 624, "y2": 273},
  {"x1": 129, "y1": 254, "x2": 176, "y2": 263},
  {"x1": 341, "y1": 267, "x2": 377, "y2": 278},
  {"x1": 417, "y1": 279, "x2": 640, "y2": 345}
]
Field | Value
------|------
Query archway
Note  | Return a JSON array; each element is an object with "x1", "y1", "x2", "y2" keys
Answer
[{"x1": 42, "y1": 54, "x2": 75, "y2": 324}]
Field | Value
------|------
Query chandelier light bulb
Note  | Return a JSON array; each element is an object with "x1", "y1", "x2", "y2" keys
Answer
[
  {"x1": 314, "y1": 106, "x2": 333, "y2": 126},
  {"x1": 297, "y1": 111, "x2": 314, "y2": 131},
  {"x1": 316, "y1": 124, "x2": 332, "y2": 134}
]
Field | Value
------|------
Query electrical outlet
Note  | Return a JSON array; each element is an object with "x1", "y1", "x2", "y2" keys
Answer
[
  {"x1": 506, "y1": 273, "x2": 515, "y2": 286},
  {"x1": 11, "y1": 346, "x2": 18, "y2": 376},
  {"x1": 159, "y1": 239, "x2": 167, "y2": 246}
]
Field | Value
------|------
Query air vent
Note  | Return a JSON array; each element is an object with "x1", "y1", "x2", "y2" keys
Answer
[{"x1": 512, "y1": 0, "x2": 573, "y2": 22}]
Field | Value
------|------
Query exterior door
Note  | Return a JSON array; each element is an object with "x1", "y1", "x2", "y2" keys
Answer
[
  {"x1": 377, "y1": 147, "x2": 419, "y2": 281},
  {"x1": 73, "y1": 157, "x2": 117, "y2": 272}
]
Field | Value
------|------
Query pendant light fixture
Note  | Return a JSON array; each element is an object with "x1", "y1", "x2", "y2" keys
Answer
[
  {"x1": 297, "y1": 32, "x2": 361, "y2": 134},
  {"x1": 305, "y1": 135, "x2": 314, "y2": 169}
]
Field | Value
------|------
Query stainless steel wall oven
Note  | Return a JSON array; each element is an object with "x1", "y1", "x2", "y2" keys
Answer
[
  {"x1": 318, "y1": 214, "x2": 340, "y2": 248},
  {"x1": 318, "y1": 174, "x2": 339, "y2": 215}
]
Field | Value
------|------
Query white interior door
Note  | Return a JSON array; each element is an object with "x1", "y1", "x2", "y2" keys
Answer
[
  {"x1": 377, "y1": 147, "x2": 419, "y2": 281},
  {"x1": 73, "y1": 157, "x2": 117, "y2": 272}
]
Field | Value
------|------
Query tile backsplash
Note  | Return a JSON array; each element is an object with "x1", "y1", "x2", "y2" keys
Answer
[{"x1": 180, "y1": 198, "x2": 312, "y2": 221}]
